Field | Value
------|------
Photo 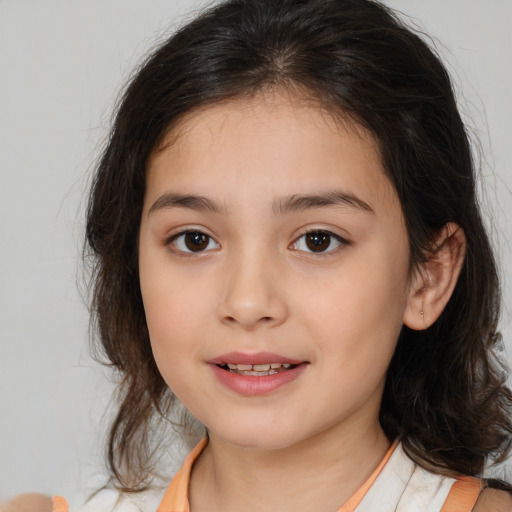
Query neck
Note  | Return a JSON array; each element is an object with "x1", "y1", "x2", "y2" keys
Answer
[{"x1": 189, "y1": 418, "x2": 391, "y2": 512}]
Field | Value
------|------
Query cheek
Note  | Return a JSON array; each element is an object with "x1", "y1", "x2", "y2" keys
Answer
[
  {"x1": 301, "y1": 245, "x2": 410, "y2": 360},
  {"x1": 143, "y1": 285, "x2": 199, "y2": 337},
  {"x1": 140, "y1": 237, "x2": 203, "y2": 334},
  {"x1": 142, "y1": 282, "x2": 203, "y2": 356},
  {"x1": 141, "y1": 283, "x2": 202, "y2": 402},
  {"x1": 138, "y1": 250, "x2": 205, "y2": 384}
]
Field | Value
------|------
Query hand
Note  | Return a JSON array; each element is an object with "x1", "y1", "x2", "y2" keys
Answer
[{"x1": 0, "y1": 493, "x2": 53, "y2": 512}]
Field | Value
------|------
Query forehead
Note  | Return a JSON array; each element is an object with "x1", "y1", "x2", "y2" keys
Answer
[{"x1": 145, "y1": 92, "x2": 399, "y2": 217}]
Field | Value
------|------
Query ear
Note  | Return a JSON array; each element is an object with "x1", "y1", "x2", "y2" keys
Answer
[{"x1": 403, "y1": 223, "x2": 466, "y2": 330}]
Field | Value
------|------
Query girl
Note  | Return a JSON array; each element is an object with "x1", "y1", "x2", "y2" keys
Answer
[{"x1": 54, "y1": 0, "x2": 512, "y2": 510}]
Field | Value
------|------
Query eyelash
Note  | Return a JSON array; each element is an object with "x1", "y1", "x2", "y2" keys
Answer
[
  {"x1": 165, "y1": 229, "x2": 350, "y2": 257},
  {"x1": 166, "y1": 229, "x2": 220, "y2": 256},
  {"x1": 291, "y1": 229, "x2": 350, "y2": 256}
]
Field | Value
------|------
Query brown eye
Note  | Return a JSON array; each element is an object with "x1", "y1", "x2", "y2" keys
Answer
[
  {"x1": 185, "y1": 232, "x2": 209, "y2": 251},
  {"x1": 292, "y1": 230, "x2": 347, "y2": 254},
  {"x1": 170, "y1": 230, "x2": 220, "y2": 253},
  {"x1": 305, "y1": 232, "x2": 331, "y2": 252}
]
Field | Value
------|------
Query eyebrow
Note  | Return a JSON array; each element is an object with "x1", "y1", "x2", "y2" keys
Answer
[
  {"x1": 148, "y1": 193, "x2": 228, "y2": 216},
  {"x1": 148, "y1": 190, "x2": 374, "y2": 216},
  {"x1": 272, "y1": 191, "x2": 374, "y2": 216}
]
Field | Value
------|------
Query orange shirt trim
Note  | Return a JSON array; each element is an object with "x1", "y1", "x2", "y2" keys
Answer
[
  {"x1": 440, "y1": 475, "x2": 483, "y2": 512},
  {"x1": 157, "y1": 438, "x2": 398, "y2": 512}
]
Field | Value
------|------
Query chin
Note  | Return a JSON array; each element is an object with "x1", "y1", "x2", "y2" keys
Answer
[{"x1": 207, "y1": 418, "x2": 304, "y2": 451}]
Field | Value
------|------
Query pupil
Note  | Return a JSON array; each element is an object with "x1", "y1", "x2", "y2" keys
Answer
[
  {"x1": 306, "y1": 232, "x2": 330, "y2": 252},
  {"x1": 185, "y1": 232, "x2": 209, "y2": 251}
]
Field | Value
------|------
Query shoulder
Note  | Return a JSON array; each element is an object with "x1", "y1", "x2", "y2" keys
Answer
[{"x1": 472, "y1": 488, "x2": 512, "y2": 512}]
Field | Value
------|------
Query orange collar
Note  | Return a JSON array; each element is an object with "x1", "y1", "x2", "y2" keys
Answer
[{"x1": 157, "y1": 438, "x2": 398, "y2": 512}]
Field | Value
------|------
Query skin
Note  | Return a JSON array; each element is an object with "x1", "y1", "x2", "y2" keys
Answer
[
  {"x1": 0, "y1": 494, "x2": 53, "y2": 512},
  {"x1": 474, "y1": 489, "x2": 512, "y2": 511},
  {"x1": 138, "y1": 91, "x2": 465, "y2": 512}
]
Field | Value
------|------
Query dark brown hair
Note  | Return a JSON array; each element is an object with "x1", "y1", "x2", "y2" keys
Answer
[{"x1": 85, "y1": 0, "x2": 512, "y2": 491}]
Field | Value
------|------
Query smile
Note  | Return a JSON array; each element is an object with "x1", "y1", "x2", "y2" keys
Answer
[
  {"x1": 208, "y1": 353, "x2": 308, "y2": 395},
  {"x1": 219, "y1": 362, "x2": 294, "y2": 376}
]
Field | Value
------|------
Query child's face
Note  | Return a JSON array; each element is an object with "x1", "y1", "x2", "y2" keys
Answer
[{"x1": 139, "y1": 92, "x2": 413, "y2": 451}]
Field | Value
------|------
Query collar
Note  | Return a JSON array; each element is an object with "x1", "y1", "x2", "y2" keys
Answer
[{"x1": 157, "y1": 438, "x2": 397, "y2": 512}]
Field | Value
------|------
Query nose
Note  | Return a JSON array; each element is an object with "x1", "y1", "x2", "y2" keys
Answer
[{"x1": 216, "y1": 249, "x2": 288, "y2": 330}]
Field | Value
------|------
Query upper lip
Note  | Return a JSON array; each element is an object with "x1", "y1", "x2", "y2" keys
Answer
[{"x1": 208, "y1": 351, "x2": 304, "y2": 366}]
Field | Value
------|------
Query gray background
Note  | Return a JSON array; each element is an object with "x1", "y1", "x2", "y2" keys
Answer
[{"x1": 1, "y1": 0, "x2": 511, "y2": 504}]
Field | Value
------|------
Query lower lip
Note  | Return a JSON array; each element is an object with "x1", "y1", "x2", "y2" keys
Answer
[{"x1": 210, "y1": 364, "x2": 307, "y2": 396}]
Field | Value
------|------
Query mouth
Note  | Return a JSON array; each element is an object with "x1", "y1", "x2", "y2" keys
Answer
[
  {"x1": 217, "y1": 362, "x2": 296, "y2": 376},
  {"x1": 208, "y1": 354, "x2": 308, "y2": 395}
]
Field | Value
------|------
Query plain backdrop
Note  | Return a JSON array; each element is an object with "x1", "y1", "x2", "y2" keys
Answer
[{"x1": 1, "y1": 0, "x2": 511, "y2": 505}]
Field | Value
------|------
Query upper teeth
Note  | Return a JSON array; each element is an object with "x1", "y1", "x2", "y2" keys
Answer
[{"x1": 226, "y1": 363, "x2": 292, "y2": 371}]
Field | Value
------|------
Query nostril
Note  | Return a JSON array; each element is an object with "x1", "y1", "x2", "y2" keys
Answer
[{"x1": 224, "y1": 315, "x2": 273, "y2": 324}]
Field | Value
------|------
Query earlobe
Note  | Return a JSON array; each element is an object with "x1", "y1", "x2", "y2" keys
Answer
[{"x1": 403, "y1": 223, "x2": 466, "y2": 331}]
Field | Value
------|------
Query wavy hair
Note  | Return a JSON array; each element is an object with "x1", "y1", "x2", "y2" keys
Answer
[{"x1": 85, "y1": 0, "x2": 512, "y2": 491}]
